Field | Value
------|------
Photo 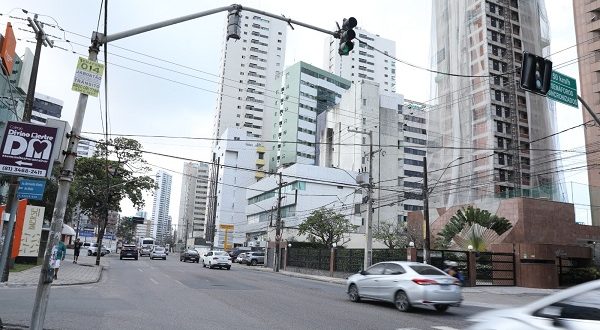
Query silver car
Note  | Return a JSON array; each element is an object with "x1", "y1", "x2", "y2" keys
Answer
[
  {"x1": 346, "y1": 261, "x2": 463, "y2": 312},
  {"x1": 150, "y1": 246, "x2": 167, "y2": 260}
]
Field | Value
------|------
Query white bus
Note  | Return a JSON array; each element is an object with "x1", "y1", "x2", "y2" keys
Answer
[{"x1": 139, "y1": 237, "x2": 155, "y2": 256}]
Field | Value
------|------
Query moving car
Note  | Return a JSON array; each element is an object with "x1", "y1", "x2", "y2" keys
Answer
[
  {"x1": 467, "y1": 279, "x2": 600, "y2": 329},
  {"x1": 139, "y1": 246, "x2": 152, "y2": 257},
  {"x1": 180, "y1": 249, "x2": 200, "y2": 263},
  {"x1": 244, "y1": 252, "x2": 265, "y2": 266},
  {"x1": 150, "y1": 246, "x2": 167, "y2": 260},
  {"x1": 346, "y1": 261, "x2": 462, "y2": 313},
  {"x1": 229, "y1": 247, "x2": 251, "y2": 262},
  {"x1": 236, "y1": 252, "x2": 247, "y2": 264},
  {"x1": 87, "y1": 243, "x2": 107, "y2": 256},
  {"x1": 120, "y1": 245, "x2": 138, "y2": 260},
  {"x1": 202, "y1": 251, "x2": 232, "y2": 270}
]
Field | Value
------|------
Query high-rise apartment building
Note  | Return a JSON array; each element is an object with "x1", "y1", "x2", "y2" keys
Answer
[
  {"x1": 429, "y1": 0, "x2": 562, "y2": 208},
  {"x1": 152, "y1": 170, "x2": 172, "y2": 244},
  {"x1": 212, "y1": 14, "x2": 287, "y2": 142},
  {"x1": 266, "y1": 61, "x2": 351, "y2": 171},
  {"x1": 573, "y1": 0, "x2": 600, "y2": 226},
  {"x1": 325, "y1": 28, "x2": 396, "y2": 93},
  {"x1": 30, "y1": 92, "x2": 63, "y2": 124},
  {"x1": 178, "y1": 162, "x2": 209, "y2": 247}
]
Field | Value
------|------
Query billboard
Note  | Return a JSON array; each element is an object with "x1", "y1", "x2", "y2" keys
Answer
[
  {"x1": 0, "y1": 121, "x2": 58, "y2": 178},
  {"x1": 1, "y1": 22, "x2": 16, "y2": 75},
  {"x1": 18, "y1": 206, "x2": 45, "y2": 257}
]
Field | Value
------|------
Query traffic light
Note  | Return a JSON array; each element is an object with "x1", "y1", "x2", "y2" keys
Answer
[
  {"x1": 520, "y1": 52, "x2": 552, "y2": 95},
  {"x1": 338, "y1": 17, "x2": 357, "y2": 56}
]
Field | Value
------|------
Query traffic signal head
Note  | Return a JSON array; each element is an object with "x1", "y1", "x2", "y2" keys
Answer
[
  {"x1": 520, "y1": 52, "x2": 552, "y2": 95},
  {"x1": 338, "y1": 17, "x2": 358, "y2": 56}
]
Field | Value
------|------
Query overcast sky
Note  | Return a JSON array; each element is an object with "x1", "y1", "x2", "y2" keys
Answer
[{"x1": 0, "y1": 1, "x2": 590, "y2": 224}]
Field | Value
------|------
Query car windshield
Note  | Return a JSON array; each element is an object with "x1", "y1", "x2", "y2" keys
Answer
[
  {"x1": 187, "y1": 250, "x2": 198, "y2": 254},
  {"x1": 154, "y1": 247, "x2": 164, "y2": 252},
  {"x1": 123, "y1": 246, "x2": 135, "y2": 250},
  {"x1": 214, "y1": 251, "x2": 228, "y2": 256},
  {"x1": 409, "y1": 265, "x2": 446, "y2": 276}
]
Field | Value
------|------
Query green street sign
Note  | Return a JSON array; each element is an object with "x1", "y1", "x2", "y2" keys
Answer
[{"x1": 547, "y1": 71, "x2": 578, "y2": 108}]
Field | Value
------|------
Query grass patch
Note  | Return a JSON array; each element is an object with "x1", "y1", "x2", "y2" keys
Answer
[{"x1": 9, "y1": 263, "x2": 38, "y2": 272}]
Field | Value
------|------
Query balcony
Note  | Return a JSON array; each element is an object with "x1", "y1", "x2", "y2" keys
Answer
[
  {"x1": 256, "y1": 145, "x2": 266, "y2": 153},
  {"x1": 585, "y1": 1, "x2": 600, "y2": 13},
  {"x1": 255, "y1": 171, "x2": 265, "y2": 179},
  {"x1": 256, "y1": 158, "x2": 266, "y2": 166},
  {"x1": 592, "y1": 61, "x2": 600, "y2": 72}
]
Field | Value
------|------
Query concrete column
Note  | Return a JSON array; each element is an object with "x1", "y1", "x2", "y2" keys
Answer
[{"x1": 467, "y1": 251, "x2": 477, "y2": 287}]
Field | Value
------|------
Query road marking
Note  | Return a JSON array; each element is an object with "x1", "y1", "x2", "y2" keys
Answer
[
  {"x1": 432, "y1": 326, "x2": 460, "y2": 330},
  {"x1": 175, "y1": 280, "x2": 184, "y2": 287},
  {"x1": 137, "y1": 268, "x2": 144, "y2": 272},
  {"x1": 150, "y1": 278, "x2": 159, "y2": 285}
]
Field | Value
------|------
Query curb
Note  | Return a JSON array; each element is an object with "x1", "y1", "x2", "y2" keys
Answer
[
  {"x1": 247, "y1": 266, "x2": 346, "y2": 285},
  {"x1": 0, "y1": 265, "x2": 104, "y2": 288}
]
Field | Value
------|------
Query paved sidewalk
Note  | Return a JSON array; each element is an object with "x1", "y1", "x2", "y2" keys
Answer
[{"x1": 1, "y1": 252, "x2": 110, "y2": 288}]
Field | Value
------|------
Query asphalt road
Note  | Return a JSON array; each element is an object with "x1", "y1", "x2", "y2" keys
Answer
[{"x1": 0, "y1": 254, "x2": 491, "y2": 330}]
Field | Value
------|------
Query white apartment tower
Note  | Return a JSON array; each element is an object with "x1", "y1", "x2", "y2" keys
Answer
[
  {"x1": 429, "y1": 0, "x2": 563, "y2": 208},
  {"x1": 178, "y1": 162, "x2": 209, "y2": 247},
  {"x1": 152, "y1": 170, "x2": 172, "y2": 244},
  {"x1": 325, "y1": 28, "x2": 396, "y2": 93},
  {"x1": 212, "y1": 14, "x2": 288, "y2": 141}
]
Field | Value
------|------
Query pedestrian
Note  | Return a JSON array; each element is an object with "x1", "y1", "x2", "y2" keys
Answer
[
  {"x1": 50, "y1": 240, "x2": 67, "y2": 280},
  {"x1": 73, "y1": 238, "x2": 83, "y2": 264}
]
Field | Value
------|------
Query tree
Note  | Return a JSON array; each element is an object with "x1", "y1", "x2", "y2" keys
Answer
[
  {"x1": 116, "y1": 217, "x2": 136, "y2": 244},
  {"x1": 436, "y1": 206, "x2": 513, "y2": 251},
  {"x1": 372, "y1": 221, "x2": 411, "y2": 249},
  {"x1": 72, "y1": 137, "x2": 156, "y2": 264},
  {"x1": 297, "y1": 208, "x2": 358, "y2": 248}
]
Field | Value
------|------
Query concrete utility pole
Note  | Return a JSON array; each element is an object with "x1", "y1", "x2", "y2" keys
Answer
[
  {"x1": 0, "y1": 14, "x2": 53, "y2": 283},
  {"x1": 28, "y1": 5, "x2": 347, "y2": 328},
  {"x1": 209, "y1": 158, "x2": 220, "y2": 250},
  {"x1": 422, "y1": 156, "x2": 431, "y2": 264},
  {"x1": 274, "y1": 172, "x2": 283, "y2": 272},
  {"x1": 348, "y1": 129, "x2": 374, "y2": 270}
]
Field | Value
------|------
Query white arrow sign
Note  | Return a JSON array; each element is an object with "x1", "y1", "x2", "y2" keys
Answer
[{"x1": 15, "y1": 160, "x2": 34, "y2": 166}]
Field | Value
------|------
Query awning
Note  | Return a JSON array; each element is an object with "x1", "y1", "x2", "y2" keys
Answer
[{"x1": 62, "y1": 224, "x2": 76, "y2": 236}]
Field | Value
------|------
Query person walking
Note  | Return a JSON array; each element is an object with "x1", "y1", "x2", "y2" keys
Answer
[
  {"x1": 73, "y1": 238, "x2": 83, "y2": 264},
  {"x1": 50, "y1": 240, "x2": 67, "y2": 280}
]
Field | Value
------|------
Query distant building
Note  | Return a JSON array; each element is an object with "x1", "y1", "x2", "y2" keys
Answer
[
  {"x1": 178, "y1": 162, "x2": 209, "y2": 247},
  {"x1": 77, "y1": 139, "x2": 96, "y2": 158},
  {"x1": 152, "y1": 171, "x2": 172, "y2": 244},
  {"x1": 205, "y1": 128, "x2": 264, "y2": 248},
  {"x1": 325, "y1": 27, "x2": 396, "y2": 93},
  {"x1": 266, "y1": 61, "x2": 351, "y2": 171},
  {"x1": 30, "y1": 92, "x2": 63, "y2": 124}
]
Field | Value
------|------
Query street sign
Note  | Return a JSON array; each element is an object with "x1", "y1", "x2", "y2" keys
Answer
[
  {"x1": 219, "y1": 224, "x2": 234, "y2": 231},
  {"x1": 71, "y1": 57, "x2": 104, "y2": 97},
  {"x1": 79, "y1": 229, "x2": 94, "y2": 238},
  {"x1": 17, "y1": 179, "x2": 47, "y2": 200},
  {"x1": 0, "y1": 121, "x2": 58, "y2": 179},
  {"x1": 547, "y1": 71, "x2": 578, "y2": 108}
]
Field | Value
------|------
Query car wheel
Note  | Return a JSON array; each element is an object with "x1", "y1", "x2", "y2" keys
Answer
[
  {"x1": 120, "y1": 257, "x2": 123, "y2": 260},
  {"x1": 196, "y1": 260, "x2": 199, "y2": 263},
  {"x1": 163, "y1": 257, "x2": 166, "y2": 260},
  {"x1": 348, "y1": 284, "x2": 361, "y2": 302},
  {"x1": 202, "y1": 261, "x2": 206, "y2": 268},
  {"x1": 135, "y1": 257, "x2": 138, "y2": 260},
  {"x1": 434, "y1": 304, "x2": 449, "y2": 313},
  {"x1": 250, "y1": 259, "x2": 257, "y2": 266},
  {"x1": 226, "y1": 266, "x2": 231, "y2": 270},
  {"x1": 87, "y1": 251, "x2": 91, "y2": 256},
  {"x1": 394, "y1": 291, "x2": 411, "y2": 312}
]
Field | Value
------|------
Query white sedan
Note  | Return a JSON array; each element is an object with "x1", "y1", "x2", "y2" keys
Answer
[
  {"x1": 202, "y1": 251, "x2": 231, "y2": 270},
  {"x1": 468, "y1": 279, "x2": 600, "y2": 330},
  {"x1": 150, "y1": 246, "x2": 167, "y2": 260}
]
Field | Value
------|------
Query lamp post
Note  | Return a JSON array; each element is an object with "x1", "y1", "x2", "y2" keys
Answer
[{"x1": 423, "y1": 156, "x2": 463, "y2": 264}]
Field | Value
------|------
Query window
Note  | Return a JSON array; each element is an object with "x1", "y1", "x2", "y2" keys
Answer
[
  {"x1": 365, "y1": 264, "x2": 386, "y2": 275},
  {"x1": 362, "y1": 99, "x2": 367, "y2": 106},
  {"x1": 383, "y1": 264, "x2": 406, "y2": 275},
  {"x1": 409, "y1": 265, "x2": 446, "y2": 276},
  {"x1": 538, "y1": 289, "x2": 600, "y2": 321}
]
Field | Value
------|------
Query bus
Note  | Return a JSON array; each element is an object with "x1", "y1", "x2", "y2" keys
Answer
[{"x1": 139, "y1": 237, "x2": 155, "y2": 257}]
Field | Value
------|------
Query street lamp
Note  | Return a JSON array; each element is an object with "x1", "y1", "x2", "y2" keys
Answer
[
  {"x1": 467, "y1": 245, "x2": 474, "y2": 252},
  {"x1": 423, "y1": 156, "x2": 464, "y2": 264}
]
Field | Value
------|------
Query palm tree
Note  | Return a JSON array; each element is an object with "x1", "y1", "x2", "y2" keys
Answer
[{"x1": 436, "y1": 206, "x2": 512, "y2": 251}]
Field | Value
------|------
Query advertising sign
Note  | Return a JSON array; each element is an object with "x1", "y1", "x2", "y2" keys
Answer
[
  {"x1": 0, "y1": 121, "x2": 58, "y2": 178},
  {"x1": 0, "y1": 22, "x2": 16, "y2": 75},
  {"x1": 17, "y1": 179, "x2": 47, "y2": 200},
  {"x1": 219, "y1": 224, "x2": 234, "y2": 231},
  {"x1": 18, "y1": 206, "x2": 45, "y2": 257},
  {"x1": 71, "y1": 57, "x2": 104, "y2": 97},
  {"x1": 79, "y1": 229, "x2": 95, "y2": 238}
]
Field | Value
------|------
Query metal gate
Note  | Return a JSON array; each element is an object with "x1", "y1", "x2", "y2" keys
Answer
[{"x1": 475, "y1": 252, "x2": 515, "y2": 286}]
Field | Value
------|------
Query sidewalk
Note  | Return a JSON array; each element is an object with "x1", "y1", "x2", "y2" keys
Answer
[
  {"x1": 0, "y1": 252, "x2": 109, "y2": 288},
  {"x1": 247, "y1": 265, "x2": 558, "y2": 308}
]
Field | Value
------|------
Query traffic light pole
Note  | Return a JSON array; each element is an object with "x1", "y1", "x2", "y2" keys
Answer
[{"x1": 578, "y1": 95, "x2": 600, "y2": 128}]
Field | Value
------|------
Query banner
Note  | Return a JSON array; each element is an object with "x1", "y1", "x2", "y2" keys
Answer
[{"x1": 18, "y1": 205, "x2": 45, "y2": 257}]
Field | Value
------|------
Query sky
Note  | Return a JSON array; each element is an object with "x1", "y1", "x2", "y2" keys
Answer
[{"x1": 0, "y1": 1, "x2": 590, "y2": 224}]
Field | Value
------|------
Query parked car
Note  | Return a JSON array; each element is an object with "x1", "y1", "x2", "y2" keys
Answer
[
  {"x1": 150, "y1": 246, "x2": 167, "y2": 260},
  {"x1": 87, "y1": 243, "x2": 107, "y2": 256},
  {"x1": 467, "y1": 279, "x2": 600, "y2": 329},
  {"x1": 244, "y1": 252, "x2": 265, "y2": 266},
  {"x1": 202, "y1": 251, "x2": 231, "y2": 270},
  {"x1": 180, "y1": 249, "x2": 200, "y2": 263},
  {"x1": 346, "y1": 261, "x2": 463, "y2": 313},
  {"x1": 120, "y1": 245, "x2": 138, "y2": 260},
  {"x1": 229, "y1": 247, "x2": 251, "y2": 262},
  {"x1": 236, "y1": 252, "x2": 247, "y2": 264}
]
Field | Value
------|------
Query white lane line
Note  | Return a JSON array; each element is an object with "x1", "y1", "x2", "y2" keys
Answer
[
  {"x1": 432, "y1": 326, "x2": 460, "y2": 330},
  {"x1": 150, "y1": 278, "x2": 159, "y2": 285},
  {"x1": 137, "y1": 268, "x2": 144, "y2": 272}
]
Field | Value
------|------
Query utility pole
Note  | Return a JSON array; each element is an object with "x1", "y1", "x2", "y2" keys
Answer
[
  {"x1": 422, "y1": 156, "x2": 431, "y2": 264},
  {"x1": 209, "y1": 159, "x2": 220, "y2": 250},
  {"x1": 274, "y1": 172, "x2": 283, "y2": 272},
  {"x1": 348, "y1": 129, "x2": 374, "y2": 270},
  {"x1": 0, "y1": 15, "x2": 53, "y2": 283}
]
